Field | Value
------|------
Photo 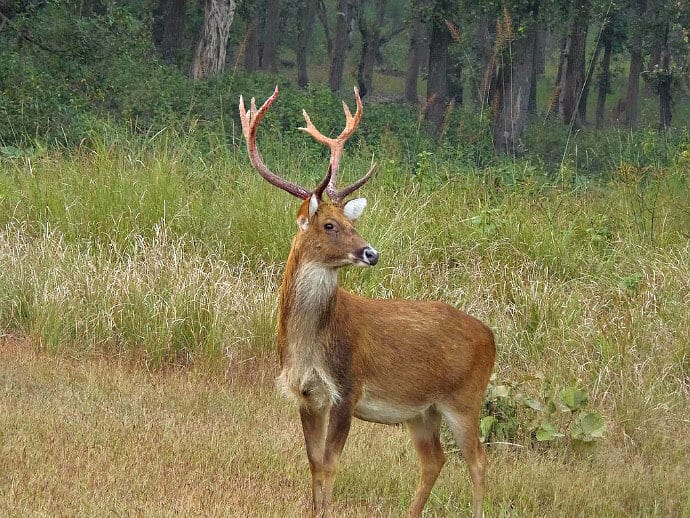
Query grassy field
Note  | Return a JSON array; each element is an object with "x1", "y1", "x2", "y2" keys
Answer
[
  {"x1": 1, "y1": 337, "x2": 688, "y2": 517},
  {"x1": 1, "y1": 132, "x2": 689, "y2": 516}
]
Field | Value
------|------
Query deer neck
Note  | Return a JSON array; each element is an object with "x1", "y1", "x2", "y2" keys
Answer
[
  {"x1": 279, "y1": 245, "x2": 338, "y2": 343},
  {"x1": 276, "y1": 244, "x2": 343, "y2": 409}
]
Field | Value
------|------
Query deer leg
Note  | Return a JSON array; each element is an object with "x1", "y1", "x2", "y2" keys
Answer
[
  {"x1": 319, "y1": 398, "x2": 356, "y2": 516},
  {"x1": 300, "y1": 405, "x2": 328, "y2": 517},
  {"x1": 406, "y1": 409, "x2": 445, "y2": 518},
  {"x1": 439, "y1": 402, "x2": 487, "y2": 518}
]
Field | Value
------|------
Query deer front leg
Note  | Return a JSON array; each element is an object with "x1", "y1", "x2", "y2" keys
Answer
[
  {"x1": 300, "y1": 405, "x2": 328, "y2": 517},
  {"x1": 319, "y1": 396, "x2": 356, "y2": 516}
]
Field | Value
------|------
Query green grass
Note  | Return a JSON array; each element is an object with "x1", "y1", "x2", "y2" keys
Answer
[{"x1": 0, "y1": 132, "x2": 689, "y2": 515}]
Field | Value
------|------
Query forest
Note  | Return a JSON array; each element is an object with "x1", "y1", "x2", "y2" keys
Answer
[
  {"x1": 1, "y1": 0, "x2": 689, "y2": 516},
  {"x1": 1, "y1": 0, "x2": 689, "y2": 151}
]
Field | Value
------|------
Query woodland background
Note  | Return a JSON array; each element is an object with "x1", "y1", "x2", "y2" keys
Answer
[{"x1": 1, "y1": 0, "x2": 690, "y2": 152}]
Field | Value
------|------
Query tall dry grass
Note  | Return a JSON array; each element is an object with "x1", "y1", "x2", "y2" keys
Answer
[{"x1": 0, "y1": 133, "x2": 689, "y2": 515}]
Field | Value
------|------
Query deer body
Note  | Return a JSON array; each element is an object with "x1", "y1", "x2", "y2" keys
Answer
[
  {"x1": 239, "y1": 88, "x2": 495, "y2": 518},
  {"x1": 281, "y1": 282, "x2": 494, "y2": 422}
]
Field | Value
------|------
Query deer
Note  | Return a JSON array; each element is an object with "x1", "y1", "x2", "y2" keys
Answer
[{"x1": 238, "y1": 86, "x2": 496, "y2": 518}]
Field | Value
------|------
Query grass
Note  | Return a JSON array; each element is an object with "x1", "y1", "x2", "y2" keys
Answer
[
  {"x1": 0, "y1": 132, "x2": 689, "y2": 515},
  {"x1": 1, "y1": 338, "x2": 687, "y2": 517}
]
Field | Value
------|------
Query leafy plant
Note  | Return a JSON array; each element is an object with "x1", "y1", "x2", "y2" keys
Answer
[{"x1": 481, "y1": 374, "x2": 607, "y2": 447}]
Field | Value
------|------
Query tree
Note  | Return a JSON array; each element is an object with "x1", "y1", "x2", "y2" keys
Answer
[
  {"x1": 473, "y1": 11, "x2": 495, "y2": 106},
  {"x1": 423, "y1": 0, "x2": 453, "y2": 134},
  {"x1": 189, "y1": 0, "x2": 236, "y2": 80},
  {"x1": 528, "y1": 28, "x2": 546, "y2": 114},
  {"x1": 558, "y1": 0, "x2": 591, "y2": 128},
  {"x1": 595, "y1": 17, "x2": 615, "y2": 128},
  {"x1": 260, "y1": 0, "x2": 281, "y2": 72},
  {"x1": 242, "y1": 14, "x2": 261, "y2": 72},
  {"x1": 296, "y1": 0, "x2": 317, "y2": 87},
  {"x1": 491, "y1": 10, "x2": 538, "y2": 154},
  {"x1": 642, "y1": 0, "x2": 687, "y2": 131},
  {"x1": 356, "y1": 0, "x2": 405, "y2": 97},
  {"x1": 404, "y1": 0, "x2": 430, "y2": 104},
  {"x1": 156, "y1": 0, "x2": 187, "y2": 65},
  {"x1": 329, "y1": 0, "x2": 356, "y2": 92},
  {"x1": 357, "y1": 0, "x2": 387, "y2": 97},
  {"x1": 577, "y1": 30, "x2": 601, "y2": 123},
  {"x1": 622, "y1": 0, "x2": 647, "y2": 127},
  {"x1": 657, "y1": 21, "x2": 673, "y2": 129}
]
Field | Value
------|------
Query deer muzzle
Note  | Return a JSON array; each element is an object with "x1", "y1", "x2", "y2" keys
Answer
[{"x1": 358, "y1": 245, "x2": 379, "y2": 266}]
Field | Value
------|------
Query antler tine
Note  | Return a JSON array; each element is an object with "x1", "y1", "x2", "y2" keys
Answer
[
  {"x1": 332, "y1": 161, "x2": 376, "y2": 203},
  {"x1": 239, "y1": 86, "x2": 310, "y2": 200},
  {"x1": 313, "y1": 164, "x2": 333, "y2": 201},
  {"x1": 299, "y1": 87, "x2": 367, "y2": 203}
]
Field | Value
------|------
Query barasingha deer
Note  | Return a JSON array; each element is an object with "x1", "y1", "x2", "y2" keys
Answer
[{"x1": 239, "y1": 86, "x2": 496, "y2": 518}]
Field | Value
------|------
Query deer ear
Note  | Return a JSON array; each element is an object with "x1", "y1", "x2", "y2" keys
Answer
[
  {"x1": 343, "y1": 198, "x2": 367, "y2": 221},
  {"x1": 297, "y1": 215, "x2": 309, "y2": 231},
  {"x1": 298, "y1": 194, "x2": 320, "y2": 231},
  {"x1": 309, "y1": 194, "x2": 319, "y2": 218}
]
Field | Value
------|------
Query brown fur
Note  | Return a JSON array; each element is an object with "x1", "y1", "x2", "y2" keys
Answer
[{"x1": 276, "y1": 198, "x2": 496, "y2": 518}]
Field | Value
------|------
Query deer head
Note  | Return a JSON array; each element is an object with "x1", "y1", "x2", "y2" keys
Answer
[{"x1": 239, "y1": 86, "x2": 378, "y2": 268}]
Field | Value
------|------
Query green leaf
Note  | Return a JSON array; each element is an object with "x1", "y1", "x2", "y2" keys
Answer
[
  {"x1": 479, "y1": 416, "x2": 496, "y2": 441},
  {"x1": 559, "y1": 387, "x2": 588, "y2": 412},
  {"x1": 524, "y1": 398, "x2": 543, "y2": 412},
  {"x1": 535, "y1": 422, "x2": 563, "y2": 442},
  {"x1": 571, "y1": 412, "x2": 607, "y2": 442}
]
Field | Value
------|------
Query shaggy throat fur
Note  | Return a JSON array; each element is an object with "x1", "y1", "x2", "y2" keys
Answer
[{"x1": 277, "y1": 262, "x2": 341, "y2": 409}]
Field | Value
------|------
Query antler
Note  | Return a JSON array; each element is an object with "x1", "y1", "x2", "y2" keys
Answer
[
  {"x1": 299, "y1": 87, "x2": 375, "y2": 204},
  {"x1": 239, "y1": 86, "x2": 311, "y2": 199}
]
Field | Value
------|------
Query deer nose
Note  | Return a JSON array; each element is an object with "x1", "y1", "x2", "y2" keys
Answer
[{"x1": 362, "y1": 246, "x2": 379, "y2": 266}]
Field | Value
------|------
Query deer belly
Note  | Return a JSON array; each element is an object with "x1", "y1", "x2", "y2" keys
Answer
[{"x1": 354, "y1": 394, "x2": 428, "y2": 425}]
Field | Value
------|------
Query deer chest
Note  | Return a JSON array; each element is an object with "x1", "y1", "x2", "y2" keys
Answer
[{"x1": 277, "y1": 342, "x2": 341, "y2": 410}]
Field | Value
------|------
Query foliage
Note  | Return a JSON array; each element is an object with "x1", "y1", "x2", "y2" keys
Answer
[{"x1": 481, "y1": 374, "x2": 607, "y2": 447}]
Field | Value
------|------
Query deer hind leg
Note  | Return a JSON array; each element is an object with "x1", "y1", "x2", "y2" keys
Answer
[
  {"x1": 438, "y1": 401, "x2": 487, "y2": 518},
  {"x1": 300, "y1": 405, "x2": 328, "y2": 517},
  {"x1": 406, "y1": 408, "x2": 446, "y2": 518}
]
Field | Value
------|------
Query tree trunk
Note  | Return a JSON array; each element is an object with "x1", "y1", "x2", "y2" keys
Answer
[
  {"x1": 317, "y1": 0, "x2": 333, "y2": 57},
  {"x1": 578, "y1": 30, "x2": 602, "y2": 124},
  {"x1": 475, "y1": 13, "x2": 495, "y2": 106},
  {"x1": 260, "y1": 0, "x2": 281, "y2": 72},
  {"x1": 190, "y1": 0, "x2": 236, "y2": 80},
  {"x1": 493, "y1": 24, "x2": 537, "y2": 155},
  {"x1": 595, "y1": 22, "x2": 613, "y2": 129},
  {"x1": 658, "y1": 22, "x2": 672, "y2": 130},
  {"x1": 528, "y1": 28, "x2": 545, "y2": 114},
  {"x1": 329, "y1": 0, "x2": 354, "y2": 92},
  {"x1": 624, "y1": 34, "x2": 643, "y2": 127},
  {"x1": 623, "y1": 0, "x2": 648, "y2": 127},
  {"x1": 404, "y1": 0, "x2": 429, "y2": 104},
  {"x1": 548, "y1": 36, "x2": 567, "y2": 114},
  {"x1": 644, "y1": 44, "x2": 661, "y2": 94},
  {"x1": 159, "y1": 0, "x2": 187, "y2": 64},
  {"x1": 357, "y1": 0, "x2": 387, "y2": 98},
  {"x1": 424, "y1": 3, "x2": 452, "y2": 135},
  {"x1": 534, "y1": 27, "x2": 546, "y2": 75},
  {"x1": 558, "y1": 0, "x2": 590, "y2": 127},
  {"x1": 243, "y1": 17, "x2": 260, "y2": 72},
  {"x1": 296, "y1": 0, "x2": 317, "y2": 87}
]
